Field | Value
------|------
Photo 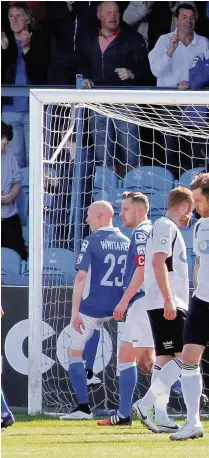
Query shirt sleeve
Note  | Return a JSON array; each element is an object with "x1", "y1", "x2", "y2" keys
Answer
[
  {"x1": 152, "y1": 221, "x2": 174, "y2": 256},
  {"x1": 75, "y1": 238, "x2": 92, "y2": 272},
  {"x1": 193, "y1": 221, "x2": 200, "y2": 256},
  {"x1": 148, "y1": 35, "x2": 172, "y2": 78},
  {"x1": 11, "y1": 156, "x2": 22, "y2": 185},
  {"x1": 133, "y1": 230, "x2": 149, "y2": 267}
]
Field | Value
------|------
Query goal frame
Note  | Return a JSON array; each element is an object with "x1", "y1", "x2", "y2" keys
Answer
[{"x1": 28, "y1": 88, "x2": 209, "y2": 415}]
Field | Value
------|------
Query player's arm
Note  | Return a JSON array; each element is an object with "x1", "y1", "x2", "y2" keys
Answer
[
  {"x1": 71, "y1": 270, "x2": 87, "y2": 334},
  {"x1": 193, "y1": 255, "x2": 200, "y2": 289},
  {"x1": 152, "y1": 252, "x2": 176, "y2": 320},
  {"x1": 71, "y1": 237, "x2": 91, "y2": 334},
  {"x1": 113, "y1": 266, "x2": 144, "y2": 321}
]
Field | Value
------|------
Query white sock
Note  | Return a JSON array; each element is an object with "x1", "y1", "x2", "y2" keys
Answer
[
  {"x1": 152, "y1": 364, "x2": 170, "y2": 423},
  {"x1": 181, "y1": 364, "x2": 203, "y2": 426},
  {"x1": 140, "y1": 358, "x2": 182, "y2": 412}
]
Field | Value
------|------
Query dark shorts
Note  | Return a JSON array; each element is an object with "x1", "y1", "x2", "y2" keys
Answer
[
  {"x1": 148, "y1": 308, "x2": 187, "y2": 356},
  {"x1": 184, "y1": 296, "x2": 209, "y2": 347}
]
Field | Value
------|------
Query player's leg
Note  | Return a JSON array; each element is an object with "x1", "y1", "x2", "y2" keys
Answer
[
  {"x1": 98, "y1": 305, "x2": 139, "y2": 426},
  {"x1": 170, "y1": 296, "x2": 208, "y2": 440},
  {"x1": 1, "y1": 387, "x2": 15, "y2": 428},
  {"x1": 98, "y1": 341, "x2": 136, "y2": 426},
  {"x1": 84, "y1": 329, "x2": 102, "y2": 386},
  {"x1": 60, "y1": 314, "x2": 97, "y2": 420},
  {"x1": 133, "y1": 308, "x2": 185, "y2": 432},
  {"x1": 117, "y1": 303, "x2": 154, "y2": 422}
]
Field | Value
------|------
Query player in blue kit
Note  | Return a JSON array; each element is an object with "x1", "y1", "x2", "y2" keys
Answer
[
  {"x1": 98, "y1": 191, "x2": 155, "y2": 426},
  {"x1": 59, "y1": 201, "x2": 130, "y2": 420}
]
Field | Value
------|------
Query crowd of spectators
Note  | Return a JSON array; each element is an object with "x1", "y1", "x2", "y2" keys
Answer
[{"x1": 1, "y1": 1, "x2": 209, "y2": 257}]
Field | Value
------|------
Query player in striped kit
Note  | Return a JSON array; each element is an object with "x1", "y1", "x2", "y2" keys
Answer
[
  {"x1": 133, "y1": 187, "x2": 194, "y2": 433},
  {"x1": 171, "y1": 173, "x2": 209, "y2": 440}
]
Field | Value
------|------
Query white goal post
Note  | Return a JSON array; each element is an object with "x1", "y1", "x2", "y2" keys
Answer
[{"x1": 28, "y1": 88, "x2": 209, "y2": 415}]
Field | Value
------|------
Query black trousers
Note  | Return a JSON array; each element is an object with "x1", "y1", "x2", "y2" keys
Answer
[{"x1": 1, "y1": 213, "x2": 28, "y2": 260}]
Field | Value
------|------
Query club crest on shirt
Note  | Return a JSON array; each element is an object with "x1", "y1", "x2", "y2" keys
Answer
[
  {"x1": 81, "y1": 240, "x2": 89, "y2": 252},
  {"x1": 160, "y1": 236, "x2": 168, "y2": 245},
  {"x1": 135, "y1": 232, "x2": 147, "y2": 243}
]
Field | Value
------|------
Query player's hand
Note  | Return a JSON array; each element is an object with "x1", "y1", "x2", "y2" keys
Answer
[
  {"x1": 167, "y1": 34, "x2": 179, "y2": 56},
  {"x1": 177, "y1": 80, "x2": 189, "y2": 90},
  {"x1": 66, "y1": 1, "x2": 75, "y2": 11},
  {"x1": 113, "y1": 301, "x2": 128, "y2": 321},
  {"x1": 115, "y1": 68, "x2": 134, "y2": 81},
  {"x1": 72, "y1": 313, "x2": 85, "y2": 334},
  {"x1": 1, "y1": 31, "x2": 9, "y2": 50},
  {"x1": 1, "y1": 193, "x2": 13, "y2": 205},
  {"x1": 163, "y1": 298, "x2": 176, "y2": 320},
  {"x1": 21, "y1": 31, "x2": 32, "y2": 51},
  {"x1": 83, "y1": 79, "x2": 94, "y2": 89}
]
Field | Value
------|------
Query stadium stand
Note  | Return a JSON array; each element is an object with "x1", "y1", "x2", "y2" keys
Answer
[
  {"x1": 1, "y1": 247, "x2": 22, "y2": 285},
  {"x1": 124, "y1": 166, "x2": 175, "y2": 220},
  {"x1": 16, "y1": 190, "x2": 29, "y2": 227}
]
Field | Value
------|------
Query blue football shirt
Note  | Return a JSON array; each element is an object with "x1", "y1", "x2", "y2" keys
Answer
[
  {"x1": 76, "y1": 227, "x2": 130, "y2": 318},
  {"x1": 123, "y1": 220, "x2": 152, "y2": 305}
]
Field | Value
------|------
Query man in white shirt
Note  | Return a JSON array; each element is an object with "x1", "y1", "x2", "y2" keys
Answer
[
  {"x1": 148, "y1": 4, "x2": 209, "y2": 179},
  {"x1": 149, "y1": 3, "x2": 209, "y2": 88},
  {"x1": 133, "y1": 187, "x2": 194, "y2": 433},
  {"x1": 171, "y1": 173, "x2": 209, "y2": 441}
]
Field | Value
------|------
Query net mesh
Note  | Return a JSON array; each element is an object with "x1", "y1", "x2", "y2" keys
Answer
[{"x1": 42, "y1": 101, "x2": 209, "y2": 416}]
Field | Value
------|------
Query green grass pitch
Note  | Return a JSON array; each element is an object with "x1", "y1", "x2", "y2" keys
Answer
[{"x1": 2, "y1": 415, "x2": 209, "y2": 458}]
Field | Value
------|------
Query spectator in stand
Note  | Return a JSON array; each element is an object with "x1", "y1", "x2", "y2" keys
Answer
[
  {"x1": 123, "y1": 1, "x2": 154, "y2": 48},
  {"x1": 1, "y1": 2, "x2": 49, "y2": 168},
  {"x1": 9, "y1": 1, "x2": 47, "y2": 29},
  {"x1": 78, "y1": 1, "x2": 151, "y2": 176},
  {"x1": 46, "y1": 1, "x2": 129, "y2": 85},
  {"x1": 149, "y1": 3, "x2": 209, "y2": 88},
  {"x1": 148, "y1": 3, "x2": 209, "y2": 177},
  {"x1": 1, "y1": 121, "x2": 27, "y2": 260},
  {"x1": 170, "y1": 1, "x2": 196, "y2": 32}
]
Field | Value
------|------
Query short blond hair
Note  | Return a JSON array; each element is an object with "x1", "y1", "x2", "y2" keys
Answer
[
  {"x1": 190, "y1": 173, "x2": 209, "y2": 200},
  {"x1": 168, "y1": 187, "x2": 193, "y2": 209},
  {"x1": 122, "y1": 191, "x2": 149, "y2": 213}
]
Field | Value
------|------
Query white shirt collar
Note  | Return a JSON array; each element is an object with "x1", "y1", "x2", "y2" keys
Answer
[
  {"x1": 135, "y1": 219, "x2": 152, "y2": 230},
  {"x1": 175, "y1": 29, "x2": 197, "y2": 46}
]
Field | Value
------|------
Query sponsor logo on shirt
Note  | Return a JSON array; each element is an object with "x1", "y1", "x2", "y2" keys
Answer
[
  {"x1": 77, "y1": 254, "x2": 83, "y2": 264},
  {"x1": 160, "y1": 236, "x2": 168, "y2": 245},
  {"x1": 135, "y1": 232, "x2": 147, "y2": 244},
  {"x1": 81, "y1": 240, "x2": 89, "y2": 252},
  {"x1": 199, "y1": 240, "x2": 209, "y2": 253}
]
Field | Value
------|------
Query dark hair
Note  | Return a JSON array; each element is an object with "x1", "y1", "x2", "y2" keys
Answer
[
  {"x1": 9, "y1": 2, "x2": 33, "y2": 25},
  {"x1": 1, "y1": 121, "x2": 13, "y2": 141},
  {"x1": 175, "y1": 3, "x2": 196, "y2": 18},
  {"x1": 190, "y1": 173, "x2": 209, "y2": 200}
]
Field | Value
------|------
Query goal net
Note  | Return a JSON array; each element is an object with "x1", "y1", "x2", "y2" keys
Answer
[{"x1": 29, "y1": 88, "x2": 209, "y2": 416}]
